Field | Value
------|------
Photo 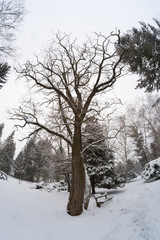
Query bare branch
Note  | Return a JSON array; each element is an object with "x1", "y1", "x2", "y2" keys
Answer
[{"x1": 82, "y1": 125, "x2": 124, "y2": 154}]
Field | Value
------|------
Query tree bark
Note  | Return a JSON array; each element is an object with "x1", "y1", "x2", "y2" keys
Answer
[
  {"x1": 90, "y1": 177, "x2": 96, "y2": 194},
  {"x1": 84, "y1": 167, "x2": 91, "y2": 210},
  {"x1": 67, "y1": 123, "x2": 85, "y2": 216},
  {"x1": 65, "y1": 173, "x2": 71, "y2": 192}
]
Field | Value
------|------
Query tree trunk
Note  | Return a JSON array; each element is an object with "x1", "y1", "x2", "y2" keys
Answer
[
  {"x1": 90, "y1": 177, "x2": 96, "y2": 194},
  {"x1": 65, "y1": 173, "x2": 71, "y2": 192},
  {"x1": 84, "y1": 167, "x2": 91, "y2": 210},
  {"x1": 67, "y1": 123, "x2": 85, "y2": 216}
]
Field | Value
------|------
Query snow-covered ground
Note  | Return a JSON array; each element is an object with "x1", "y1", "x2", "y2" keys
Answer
[{"x1": 0, "y1": 176, "x2": 160, "y2": 240}]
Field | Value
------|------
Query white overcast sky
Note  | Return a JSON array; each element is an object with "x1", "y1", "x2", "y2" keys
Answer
[{"x1": 0, "y1": 0, "x2": 160, "y2": 143}]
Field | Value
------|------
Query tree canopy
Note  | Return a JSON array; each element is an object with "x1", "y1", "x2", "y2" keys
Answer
[{"x1": 118, "y1": 19, "x2": 160, "y2": 92}]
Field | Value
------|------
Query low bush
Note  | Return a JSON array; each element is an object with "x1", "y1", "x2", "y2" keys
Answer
[{"x1": 142, "y1": 158, "x2": 160, "y2": 182}]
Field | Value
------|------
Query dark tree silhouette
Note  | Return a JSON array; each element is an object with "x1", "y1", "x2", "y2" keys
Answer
[{"x1": 118, "y1": 19, "x2": 160, "y2": 92}]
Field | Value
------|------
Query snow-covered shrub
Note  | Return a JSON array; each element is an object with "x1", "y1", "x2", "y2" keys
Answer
[
  {"x1": 142, "y1": 158, "x2": 160, "y2": 182},
  {"x1": 57, "y1": 180, "x2": 68, "y2": 191},
  {"x1": 126, "y1": 170, "x2": 137, "y2": 181},
  {"x1": 0, "y1": 171, "x2": 8, "y2": 180},
  {"x1": 35, "y1": 181, "x2": 44, "y2": 189},
  {"x1": 99, "y1": 175, "x2": 125, "y2": 189},
  {"x1": 34, "y1": 180, "x2": 68, "y2": 192}
]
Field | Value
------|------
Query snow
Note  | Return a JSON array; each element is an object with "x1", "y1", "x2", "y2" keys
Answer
[{"x1": 0, "y1": 176, "x2": 160, "y2": 240}]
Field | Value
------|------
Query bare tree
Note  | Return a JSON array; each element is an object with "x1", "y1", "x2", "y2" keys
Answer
[
  {"x1": 10, "y1": 32, "x2": 124, "y2": 216},
  {"x1": 114, "y1": 115, "x2": 136, "y2": 165},
  {"x1": 0, "y1": 0, "x2": 24, "y2": 56},
  {"x1": 133, "y1": 95, "x2": 160, "y2": 160},
  {"x1": 0, "y1": 0, "x2": 25, "y2": 88}
]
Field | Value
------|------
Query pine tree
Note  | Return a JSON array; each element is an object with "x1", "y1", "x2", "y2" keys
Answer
[
  {"x1": 150, "y1": 132, "x2": 160, "y2": 160},
  {"x1": 14, "y1": 151, "x2": 25, "y2": 179},
  {"x1": 82, "y1": 118, "x2": 119, "y2": 194},
  {"x1": 0, "y1": 123, "x2": 4, "y2": 147},
  {"x1": 130, "y1": 125, "x2": 148, "y2": 168},
  {"x1": 22, "y1": 136, "x2": 37, "y2": 181},
  {"x1": 14, "y1": 137, "x2": 54, "y2": 182},
  {"x1": 33, "y1": 139, "x2": 54, "y2": 182},
  {"x1": 0, "y1": 123, "x2": 4, "y2": 138},
  {"x1": 0, "y1": 63, "x2": 10, "y2": 89},
  {"x1": 0, "y1": 131, "x2": 16, "y2": 174},
  {"x1": 14, "y1": 136, "x2": 38, "y2": 181},
  {"x1": 118, "y1": 19, "x2": 160, "y2": 92}
]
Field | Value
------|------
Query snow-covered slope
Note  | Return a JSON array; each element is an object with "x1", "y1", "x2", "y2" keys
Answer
[{"x1": 0, "y1": 176, "x2": 160, "y2": 240}]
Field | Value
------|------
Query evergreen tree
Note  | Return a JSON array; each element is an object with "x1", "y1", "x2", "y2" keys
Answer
[
  {"x1": 115, "y1": 160, "x2": 137, "y2": 181},
  {"x1": 14, "y1": 137, "x2": 54, "y2": 182},
  {"x1": 118, "y1": 19, "x2": 160, "y2": 92},
  {"x1": 0, "y1": 123, "x2": 4, "y2": 147},
  {"x1": 0, "y1": 131, "x2": 16, "y2": 174},
  {"x1": 33, "y1": 139, "x2": 54, "y2": 182},
  {"x1": 130, "y1": 125, "x2": 148, "y2": 168},
  {"x1": 150, "y1": 129, "x2": 160, "y2": 160},
  {"x1": 14, "y1": 136, "x2": 38, "y2": 181},
  {"x1": 83, "y1": 118, "x2": 119, "y2": 194},
  {"x1": 22, "y1": 136, "x2": 37, "y2": 181},
  {"x1": 0, "y1": 62, "x2": 10, "y2": 88},
  {"x1": 0, "y1": 123, "x2": 4, "y2": 138},
  {"x1": 14, "y1": 151, "x2": 25, "y2": 179}
]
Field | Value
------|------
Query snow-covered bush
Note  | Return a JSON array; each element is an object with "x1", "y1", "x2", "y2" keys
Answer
[
  {"x1": 0, "y1": 171, "x2": 8, "y2": 180},
  {"x1": 99, "y1": 175, "x2": 125, "y2": 189},
  {"x1": 57, "y1": 181, "x2": 68, "y2": 191},
  {"x1": 126, "y1": 170, "x2": 137, "y2": 181},
  {"x1": 142, "y1": 158, "x2": 160, "y2": 182},
  {"x1": 34, "y1": 180, "x2": 68, "y2": 192}
]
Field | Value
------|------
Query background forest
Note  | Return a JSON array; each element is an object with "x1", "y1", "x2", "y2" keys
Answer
[{"x1": 1, "y1": 94, "x2": 160, "y2": 186}]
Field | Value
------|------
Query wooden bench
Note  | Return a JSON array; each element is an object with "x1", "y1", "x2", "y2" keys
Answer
[
  {"x1": 94, "y1": 193, "x2": 113, "y2": 207},
  {"x1": 0, "y1": 171, "x2": 8, "y2": 180}
]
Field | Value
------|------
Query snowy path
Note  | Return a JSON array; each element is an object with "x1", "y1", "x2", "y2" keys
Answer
[
  {"x1": 103, "y1": 178, "x2": 160, "y2": 240},
  {"x1": 0, "y1": 176, "x2": 160, "y2": 240}
]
